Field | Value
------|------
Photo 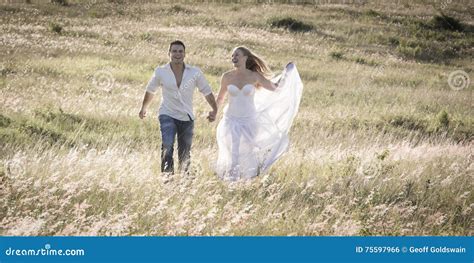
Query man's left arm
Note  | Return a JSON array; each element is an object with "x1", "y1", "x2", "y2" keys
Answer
[
  {"x1": 196, "y1": 69, "x2": 218, "y2": 122},
  {"x1": 204, "y1": 93, "x2": 218, "y2": 122}
]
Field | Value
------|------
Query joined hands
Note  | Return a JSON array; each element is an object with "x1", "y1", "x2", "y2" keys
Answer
[{"x1": 207, "y1": 110, "x2": 217, "y2": 122}]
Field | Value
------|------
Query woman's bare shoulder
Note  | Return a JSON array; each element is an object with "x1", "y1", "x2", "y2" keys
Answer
[
  {"x1": 222, "y1": 69, "x2": 236, "y2": 78},
  {"x1": 251, "y1": 70, "x2": 266, "y2": 80}
]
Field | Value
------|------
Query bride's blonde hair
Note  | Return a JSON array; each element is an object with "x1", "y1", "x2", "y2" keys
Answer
[{"x1": 235, "y1": 46, "x2": 273, "y2": 77}]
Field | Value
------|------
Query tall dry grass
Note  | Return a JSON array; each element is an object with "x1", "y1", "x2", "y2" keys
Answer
[{"x1": 1, "y1": 0, "x2": 473, "y2": 235}]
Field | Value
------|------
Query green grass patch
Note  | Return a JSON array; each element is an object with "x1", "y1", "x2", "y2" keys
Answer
[
  {"x1": 49, "y1": 22, "x2": 63, "y2": 34},
  {"x1": 329, "y1": 50, "x2": 344, "y2": 60}
]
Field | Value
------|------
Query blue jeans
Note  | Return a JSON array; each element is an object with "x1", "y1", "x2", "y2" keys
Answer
[{"x1": 159, "y1": 114, "x2": 194, "y2": 173}]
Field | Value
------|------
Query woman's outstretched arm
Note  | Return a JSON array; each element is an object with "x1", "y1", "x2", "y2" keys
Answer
[
  {"x1": 255, "y1": 71, "x2": 278, "y2": 91},
  {"x1": 256, "y1": 62, "x2": 294, "y2": 91}
]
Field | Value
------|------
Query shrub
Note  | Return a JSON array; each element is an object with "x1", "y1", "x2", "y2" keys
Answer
[
  {"x1": 388, "y1": 115, "x2": 426, "y2": 132},
  {"x1": 430, "y1": 14, "x2": 463, "y2": 32},
  {"x1": 396, "y1": 40, "x2": 422, "y2": 59},
  {"x1": 329, "y1": 50, "x2": 344, "y2": 60},
  {"x1": 88, "y1": 9, "x2": 109, "y2": 19},
  {"x1": 354, "y1": 57, "x2": 367, "y2": 64},
  {"x1": 0, "y1": 61, "x2": 16, "y2": 76},
  {"x1": 49, "y1": 22, "x2": 63, "y2": 34},
  {"x1": 168, "y1": 5, "x2": 192, "y2": 14},
  {"x1": 436, "y1": 110, "x2": 449, "y2": 128},
  {"x1": 269, "y1": 17, "x2": 313, "y2": 32},
  {"x1": 50, "y1": 0, "x2": 67, "y2": 6},
  {"x1": 140, "y1": 32, "x2": 152, "y2": 42},
  {"x1": 364, "y1": 9, "x2": 380, "y2": 17},
  {"x1": 0, "y1": 114, "x2": 12, "y2": 128},
  {"x1": 387, "y1": 36, "x2": 399, "y2": 46}
]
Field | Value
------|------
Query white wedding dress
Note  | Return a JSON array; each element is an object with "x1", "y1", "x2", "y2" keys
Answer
[{"x1": 216, "y1": 64, "x2": 303, "y2": 181}]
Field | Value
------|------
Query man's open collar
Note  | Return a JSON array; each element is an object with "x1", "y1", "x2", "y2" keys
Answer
[{"x1": 166, "y1": 62, "x2": 188, "y2": 70}]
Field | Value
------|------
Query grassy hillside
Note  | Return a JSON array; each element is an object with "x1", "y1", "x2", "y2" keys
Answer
[{"x1": 1, "y1": 0, "x2": 473, "y2": 235}]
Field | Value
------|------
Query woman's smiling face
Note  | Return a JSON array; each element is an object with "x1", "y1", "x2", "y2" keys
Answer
[{"x1": 231, "y1": 48, "x2": 247, "y2": 68}]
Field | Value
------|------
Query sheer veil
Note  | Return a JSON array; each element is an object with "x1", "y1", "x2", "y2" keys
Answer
[{"x1": 253, "y1": 64, "x2": 304, "y2": 172}]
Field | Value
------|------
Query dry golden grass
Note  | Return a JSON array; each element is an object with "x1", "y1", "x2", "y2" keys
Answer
[{"x1": 1, "y1": 0, "x2": 473, "y2": 236}]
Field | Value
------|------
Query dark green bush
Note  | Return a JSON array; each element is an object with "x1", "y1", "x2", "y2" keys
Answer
[
  {"x1": 329, "y1": 51, "x2": 344, "y2": 60},
  {"x1": 49, "y1": 22, "x2": 63, "y2": 34},
  {"x1": 269, "y1": 17, "x2": 313, "y2": 32},
  {"x1": 430, "y1": 14, "x2": 463, "y2": 32},
  {"x1": 50, "y1": 0, "x2": 68, "y2": 6}
]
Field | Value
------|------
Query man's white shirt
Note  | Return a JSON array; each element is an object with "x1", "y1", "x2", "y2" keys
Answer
[{"x1": 145, "y1": 63, "x2": 212, "y2": 121}]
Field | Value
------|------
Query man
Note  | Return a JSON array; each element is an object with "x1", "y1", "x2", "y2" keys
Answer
[{"x1": 139, "y1": 40, "x2": 218, "y2": 173}]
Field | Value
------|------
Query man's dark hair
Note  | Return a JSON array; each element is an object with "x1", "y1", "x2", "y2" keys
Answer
[{"x1": 169, "y1": 40, "x2": 186, "y2": 52}]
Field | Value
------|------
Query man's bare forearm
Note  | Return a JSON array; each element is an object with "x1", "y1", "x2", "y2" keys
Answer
[
  {"x1": 139, "y1": 92, "x2": 154, "y2": 119},
  {"x1": 141, "y1": 91, "x2": 154, "y2": 110},
  {"x1": 205, "y1": 93, "x2": 218, "y2": 122},
  {"x1": 205, "y1": 93, "x2": 218, "y2": 112}
]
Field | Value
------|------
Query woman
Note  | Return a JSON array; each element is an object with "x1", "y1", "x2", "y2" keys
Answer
[{"x1": 215, "y1": 46, "x2": 303, "y2": 181}]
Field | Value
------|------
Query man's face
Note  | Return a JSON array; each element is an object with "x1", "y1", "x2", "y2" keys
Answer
[{"x1": 169, "y1": 44, "x2": 185, "y2": 64}]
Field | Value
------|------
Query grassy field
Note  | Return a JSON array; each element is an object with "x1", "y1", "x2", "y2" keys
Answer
[{"x1": 1, "y1": 0, "x2": 473, "y2": 236}]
